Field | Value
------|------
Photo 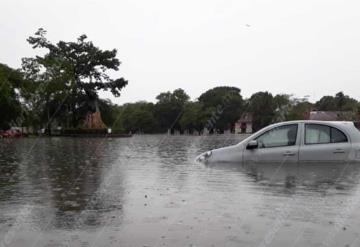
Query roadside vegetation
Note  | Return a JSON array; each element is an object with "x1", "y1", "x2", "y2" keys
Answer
[{"x1": 1, "y1": 30, "x2": 360, "y2": 135}]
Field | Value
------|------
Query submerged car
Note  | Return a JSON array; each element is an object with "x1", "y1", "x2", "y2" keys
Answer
[{"x1": 197, "y1": 121, "x2": 360, "y2": 163}]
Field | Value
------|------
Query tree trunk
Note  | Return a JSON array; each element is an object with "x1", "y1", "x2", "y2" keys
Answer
[{"x1": 83, "y1": 99, "x2": 107, "y2": 129}]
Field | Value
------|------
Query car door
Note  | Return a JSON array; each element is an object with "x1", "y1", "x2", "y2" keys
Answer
[
  {"x1": 299, "y1": 123, "x2": 351, "y2": 162},
  {"x1": 243, "y1": 124, "x2": 300, "y2": 164}
]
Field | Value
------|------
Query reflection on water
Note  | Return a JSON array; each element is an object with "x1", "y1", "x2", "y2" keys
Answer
[
  {"x1": 1, "y1": 135, "x2": 360, "y2": 247},
  {"x1": 208, "y1": 161, "x2": 360, "y2": 192}
]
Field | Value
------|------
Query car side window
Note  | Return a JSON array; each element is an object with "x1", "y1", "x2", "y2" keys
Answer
[
  {"x1": 331, "y1": 127, "x2": 348, "y2": 143},
  {"x1": 305, "y1": 124, "x2": 330, "y2": 144},
  {"x1": 305, "y1": 124, "x2": 348, "y2": 144},
  {"x1": 255, "y1": 124, "x2": 298, "y2": 148}
]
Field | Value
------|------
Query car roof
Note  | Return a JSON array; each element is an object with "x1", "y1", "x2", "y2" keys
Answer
[
  {"x1": 237, "y1": 120, "x2": 360, "y2": 145},
  {"x1": 269, "y1": 120, "x2": 354, "y2": 127},
  {"x1": 269, "y1": 120, "x2": 358, "y2": 132},
  {"x1": 264, "y1": 120, "x2": 360, "y2": 142}
]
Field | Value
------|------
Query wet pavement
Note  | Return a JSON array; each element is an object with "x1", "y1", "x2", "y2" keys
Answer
[{"x1": 1, "y1": 135, "x2": 360, "y2": 247}]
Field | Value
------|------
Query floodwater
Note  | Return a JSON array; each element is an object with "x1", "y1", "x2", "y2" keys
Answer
[{"x1": 1, "y1": 135, "x2": 360, "y2": 247}]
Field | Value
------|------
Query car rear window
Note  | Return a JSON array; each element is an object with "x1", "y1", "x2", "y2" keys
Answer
[{"x1": 331, "y1": 127, "x2": 348, "y2": 143}]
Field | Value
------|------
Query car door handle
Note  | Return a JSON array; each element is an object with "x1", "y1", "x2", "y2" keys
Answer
[
  {"x1": 333, "y1": 149, "x2": 345, "y2": 154},
  {"x1": 283, "y1": 152, "x2": 296, "y2": 157}
]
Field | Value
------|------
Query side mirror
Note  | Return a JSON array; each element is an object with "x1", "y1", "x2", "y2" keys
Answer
[{"x1": 246, "y1": 140, "x2": 258, "y2": 150}]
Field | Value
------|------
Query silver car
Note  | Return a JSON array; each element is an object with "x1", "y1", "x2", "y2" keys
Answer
[{"x1": 197, "y1": 121, "x2": 360, "y2": 164}]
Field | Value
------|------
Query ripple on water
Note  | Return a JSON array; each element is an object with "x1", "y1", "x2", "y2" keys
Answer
[{"x1": 1, "y1": 136, "x2": 360, "y2": 246}]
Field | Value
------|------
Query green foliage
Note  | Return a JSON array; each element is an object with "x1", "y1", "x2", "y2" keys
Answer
[
  {"x1": 98, "y1": 99, "x2": 116, "y2": 127},
  {"x1": 117, "y1": 102, "x2": 157, "y2": 133},
  {"x1": 248, "y1": 91, "x2": 276, "y2": 132},
  {"x1": 315, "y1": 96, "x2": 337, "y2": 111},
  {"x1": 273, "y1": 94, "x2": 292, "y2": 122},
  {"x1": 154, "y1": 88, "x2": 190, "y2": 132},
  {"x1": 179, "y1": 102, "x2": 208, "y2": 133},
  {"x1": 3, "y1": 28, "x2": 360, "y2": 135},
  {"x1": 315, "y1": 92, "x2": 358, "y2": 111},
  {"x1": 0, "y1": 64, "x2": 23, "y2": 129},
  {"x1": 198, "y1": 86, "x2": 244, "y2": 132},
  {"x1": 21, "y1": 28, "x2": 128, "y2": 129},
  {"x1": 286, "y1": 101, "x2": 313, "y2": 120}
]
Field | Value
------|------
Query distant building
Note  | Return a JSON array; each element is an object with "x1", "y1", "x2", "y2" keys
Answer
[
  {"x1": 306, "y1": 111, "x2": 356, "y2": 121},
  {"x1": 235, "y1": 114, "x2": 253, "y2": 134}
]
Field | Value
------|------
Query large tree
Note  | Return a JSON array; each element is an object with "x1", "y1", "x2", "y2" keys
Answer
[
  {"x1": 198, "y1": 86, "x2": 244, "y2": 132},
  {"x1": 22, "y1": 28, "x2": 128, "y2": 130},
  {"x1": 0, "y1": 64, "x2": 24, "y2": 130},
  {"x1": 287, "y1": 101, "x2": 313, "y2": 120},
  {"x1": 154, "y1": 88, "x2": 190, "y2": 133},
  {"x1": 273, "y1": 94, "x2": 292, "y2": 122},
  {"x1": 248, "y1": 91, "x2": 276, "y2": 132},
  {"x1": 179, "y1": 101, "x2": 210, "y2": 134},
  {"x1": 315, "y1": 96, "x2": 337, "y2": 111},
  {"x1": 334, "y1": 92, "x2": 358, "y2": 111},
  {"x1": 119, "y1": 102, "x2": 157, "y2": 133},
  {"x1": 315, "y1": 92, "x2": 358, "y2": 111}
]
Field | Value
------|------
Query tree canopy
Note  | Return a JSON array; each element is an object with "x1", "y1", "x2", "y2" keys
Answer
[
  {"x1": 315, "y1": 92, "x2": 358, "y2": 112},
  {"x1": 154, "y1": 88, "x2": 190, "y2": 133},
  {"x1": 1, "y1": 30, "x2": 360, "y2": 135},
  {"x1": 117, "y1": 102, "x2": 157, "y2": 134},
  {"x1": 21, "y1": 28, "x2": 128, "y2": 129},
  {"x1": 199, "y1": 86, "x2": 244, "y2": 132},
  {"x1": 179, "y1": 102, "x2": 209, "y2": 134},
  {"x1": 247, "y1": 91, "x2": 276, "y2": 132},
  {"x1": 0, "y1": 64, "x2": 24, "y2": 129}
]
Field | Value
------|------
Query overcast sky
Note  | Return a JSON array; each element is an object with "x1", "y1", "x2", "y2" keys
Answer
[{"x1": 1, "y1": 0, "x2": 359, "y2": 104}]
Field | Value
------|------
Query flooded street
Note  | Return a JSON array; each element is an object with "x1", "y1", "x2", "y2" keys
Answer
[{"x1": 1, "y1": 135, "x2": 360, "y2": 247}]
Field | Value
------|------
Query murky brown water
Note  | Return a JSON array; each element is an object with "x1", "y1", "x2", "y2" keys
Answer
[{"x1": 1, "y1": 135, "x2": 360, "y2": 247}]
